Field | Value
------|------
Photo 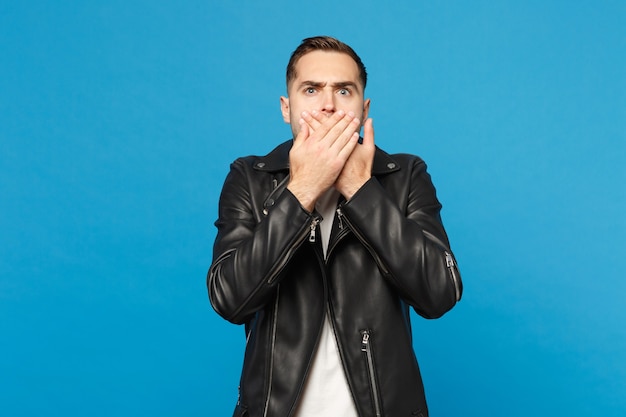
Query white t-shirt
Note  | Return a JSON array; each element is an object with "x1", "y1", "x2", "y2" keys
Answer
[{"x1": 293, "y1": 188, "x2": 358, "y2": 417}]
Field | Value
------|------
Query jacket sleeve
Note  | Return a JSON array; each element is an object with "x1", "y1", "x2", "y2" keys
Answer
[
  {"x1": 339, "y1": 157, "x2": 462, "y2": 319},
  {"x1": 207, "y1": 160, "x2": 314, "y2": 324}
]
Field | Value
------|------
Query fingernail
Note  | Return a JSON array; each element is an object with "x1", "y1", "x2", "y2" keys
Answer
[
  {"x1": 347, "y1": 111, "x2": 355, "y2": 117},
  {"x1": 301, "y1": 111, "x2": 309, "y2": 117},
  {"x1": 337, "y1": 110, "x2": 345, "y2": 116}
]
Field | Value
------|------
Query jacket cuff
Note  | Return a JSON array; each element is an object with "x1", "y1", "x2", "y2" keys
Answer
[{"x1": 342, "y1": 177, "x2": 385, "y2": 218}]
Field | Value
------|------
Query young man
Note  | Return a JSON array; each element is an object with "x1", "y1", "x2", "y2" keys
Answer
[{"x1": 208, "y1": 36, "x2": 462, "y2": 417}]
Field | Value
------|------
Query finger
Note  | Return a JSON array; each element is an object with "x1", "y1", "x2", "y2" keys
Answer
[
  {"x1": 330, "y1": 115, "x2": 361, "y2": 152},
  {"x1": 301, "y1": 110, "x2": 323, "y2": 132},
  {"x1": 336, "y1": 131, "x2": 361, "y2": 161},
  {"x1": 308, "y1": 109, "x2": 346, "y2": 132},
  {"x1": 308, "y1": 110, "x2": 351, "y2": 140},
  {"x1": 324, "y1": 112, "x2": 360, "y2": 147}
]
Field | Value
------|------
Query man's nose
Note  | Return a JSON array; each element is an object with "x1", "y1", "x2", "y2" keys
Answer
[{"x1": 320, "y1": 91, "x2": 336, "y2": 114}]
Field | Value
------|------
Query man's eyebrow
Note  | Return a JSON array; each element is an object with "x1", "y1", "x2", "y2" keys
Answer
[
  {"x1": 332, "y1": 81, "x2": 358, "y2": 89},
  {"x1": 299, "y1": 81, "x2": 326, "y2": 88},
  {"x1": 298, "y1": 80, "x2": 360, "y2": 90}
]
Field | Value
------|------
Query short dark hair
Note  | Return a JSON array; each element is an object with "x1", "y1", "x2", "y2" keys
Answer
[{"x1": 286, "y1": 36, "x2": 368, "y2": 91}]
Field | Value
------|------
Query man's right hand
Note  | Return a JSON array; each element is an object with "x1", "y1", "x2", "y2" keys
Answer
[{"x1": 287, "y1": 110, "x2": 361, "y2": 212}]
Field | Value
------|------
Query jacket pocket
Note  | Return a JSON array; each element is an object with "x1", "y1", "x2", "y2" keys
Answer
[{"x1": 361, "y1": 329, "x2": 383, "y2": 417}]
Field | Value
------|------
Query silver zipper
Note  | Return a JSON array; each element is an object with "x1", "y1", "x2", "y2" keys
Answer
[
  {"x1": 262, "y1": 285, "x2": 280, "y2": 417},
  {"x1": 336, "y1": 207, "x2": 345, "y2": 230},
  {"x1": 266, "y1": 216, "x2": 320, "y2": 284},
  {"x1": 324, "y1": 208, "x2": 350, "y2": 259},
  {"x1": 335, "y1": 207, "x2": 390, "y2": 275},
  {"x1": 445, "y1": 251, "x2": 461, "y2": 302},
  {"x1": 309, "y1": 217, "x2": 321, "y2": 242},
  {"x1": 361, "y1": 330, "x2": 383, "y2": 417}
]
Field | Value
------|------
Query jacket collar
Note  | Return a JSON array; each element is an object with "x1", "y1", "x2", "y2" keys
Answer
[{"x1": 253, "y1": 139, "x2": 401, "y2": 175}]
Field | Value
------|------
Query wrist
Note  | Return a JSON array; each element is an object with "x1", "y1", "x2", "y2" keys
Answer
[
  {"x1": 338, "y1": 176, "x2": 371, "y2": 201},
  {"x1": 286, "y1": 181, "x2": 317, "y2": 212}
]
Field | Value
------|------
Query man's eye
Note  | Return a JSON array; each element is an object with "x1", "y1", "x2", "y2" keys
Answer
[
  {"x1": 338, "y1": 88, "x2": 350, "y2": 95},
  {"x1": 305, "y1": 88, "x2": 316, "y2": 94}
]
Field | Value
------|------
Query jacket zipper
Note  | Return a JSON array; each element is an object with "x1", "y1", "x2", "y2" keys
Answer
[
  {"x1": 262, "y1": 216, "x2": 319, "y2": 414},
  {"x1": 336, "y1": 207, "x2": 390, "y2": 275},
  {"x1": 262, "y1": 285, "x2": 281, "y2": 417},
  {"x1": 323, "y1": 208, "x2": 348, "y2": 259},
  {"x1": 266, "y1": 216, "x2": 320, "y2": 284},
  {"x1": 361, "y1": 330, "x2": 383, "y2": 417},
  {"x1": 336, "y1": 207, "x2": 345, "y2": 231},
  {"x1": 444, "y1": 251, "x2": 461, "y2": 302},
  {"x1": 308, "y1": 217, "x2": 321, "y2": 243}
]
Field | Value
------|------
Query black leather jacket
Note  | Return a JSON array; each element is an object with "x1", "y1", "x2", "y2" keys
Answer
[{"x1": 208, "y1": 140, "x2": 462, "y2": 417}]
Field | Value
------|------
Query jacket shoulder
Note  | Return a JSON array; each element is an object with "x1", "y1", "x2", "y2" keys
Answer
[
  {"x1": 387, "y1": 151, "x2": 427, "y2": 167},
  {"x1": 373, "y1": 146, "x2": 427, "y2": 176},
  {"x1": 230, "y1": 139, "x2": 292, "y2": 173}
]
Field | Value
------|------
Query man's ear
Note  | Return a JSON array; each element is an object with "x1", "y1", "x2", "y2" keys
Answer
[
  {"x1": 363, "y1": 98, "x2": 371, "y2": 120},
  {"x1": 280, "y1": 96, "x2": 290, "y2": 124}
]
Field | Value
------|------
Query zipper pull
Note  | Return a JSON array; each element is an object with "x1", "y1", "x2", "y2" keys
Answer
[
  {"x1": 445, "y1": 251, "x2": 462, "y2": 302},
  {"x1": 336, "y1": 207, "x2": 344, "y2": 230},
  {"x1": 445, "y1": 251, "x2": 455, "y2": 268},
  {"x1": 361, "y1": 330, "x2": 370, "y2": 352},
  {"x1": 309, "y1": 218, "x2": 320, "y2": 243}
]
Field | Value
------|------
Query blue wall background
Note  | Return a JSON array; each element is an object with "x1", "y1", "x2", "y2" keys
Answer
[{"x1": 1, "y1": 1, "x2": 624, "y2": 416}]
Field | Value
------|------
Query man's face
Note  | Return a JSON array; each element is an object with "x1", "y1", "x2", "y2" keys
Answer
[{"x1": 281, "y1": 50, "x2": 370, "y2": 137}]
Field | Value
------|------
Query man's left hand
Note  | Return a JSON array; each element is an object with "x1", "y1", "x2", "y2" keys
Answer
[
  {"x1": 335, "y1": 117, "x2": 374, "y2": 200},
  {"x1": 302, "y1": 111, "x2": 375, "y2": 200}
]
